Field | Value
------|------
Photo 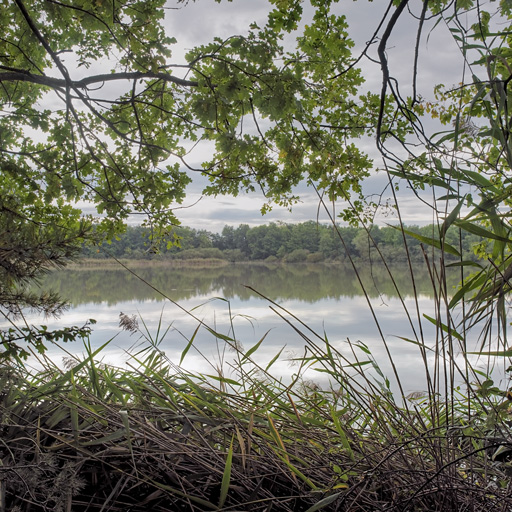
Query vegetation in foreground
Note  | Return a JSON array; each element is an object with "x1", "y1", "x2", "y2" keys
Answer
[
  {"x1": 3, "y1": 313, "x2": 512, "y2": 512},
  {"x1": 2, "y1": 1, "x2": 512, "y2": 510}
]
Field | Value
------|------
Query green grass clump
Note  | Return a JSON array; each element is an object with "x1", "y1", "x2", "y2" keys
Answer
[{"x1": 2, "y1": 318, "x2": 512, "y2": 512}]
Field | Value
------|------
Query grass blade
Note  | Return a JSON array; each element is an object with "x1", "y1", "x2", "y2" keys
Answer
[
  {"x1": 218, "y1": 436, "x2": 234, "y2": 509},
  {"x1": 180, "y1": 324, "x2": 200, "y2": 365},
  {"x1": 304, "y1": 492, "x2": 343, "y2": 512}
]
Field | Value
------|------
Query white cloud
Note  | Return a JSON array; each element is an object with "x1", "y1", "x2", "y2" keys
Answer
[
  {"x1": 66, "y1": 2, "x2": 468, "y2": 233},
  {"x1": 161, "y1": 1, "x2": 466, "y2": 232}
]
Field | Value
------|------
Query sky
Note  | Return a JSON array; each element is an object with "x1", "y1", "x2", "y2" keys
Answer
[
  {"x1": 149, "y1": 0, "x2": 466, "y2": 233},
  {"x1": 56, "y1": 0, "x2": 467, "y2": 234}
]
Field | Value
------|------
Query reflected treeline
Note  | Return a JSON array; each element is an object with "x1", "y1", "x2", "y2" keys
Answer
[{"x1": 38, "y1": 262, "x2": 463, "y2": 307}]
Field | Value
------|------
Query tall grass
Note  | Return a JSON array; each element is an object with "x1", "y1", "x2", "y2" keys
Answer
[
  {"x1": 2, "y1": 261, "x2": 512, "y2": 512},
  {"x1": 3, "y1": 174, "x2": 512, "y2": 509},
  {"x1": 3, "y1": 6, "x2": 512, "y2": 512}
]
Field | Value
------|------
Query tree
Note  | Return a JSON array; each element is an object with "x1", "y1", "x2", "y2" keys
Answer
[
  {"x1": 246, "y1": 223, "x2": 289, "y2": 260},
  {"x1": 3, "y1": 0, "x2": 512, "y2": 358},
  {"x1": 1, "y1": 0, "x2": 383, "y2": 356},
  {"x1": 286, "y1": 220, "x2": 321, "y2": 254},
  {"x1": 0, "y1": 0, "x2": 377, "y2": 237},
  {"x1": 0, "y1": 202, "x2": 90, "y2": 316},
  {"x1": 366, "y1": 1, "x2": 512, "y2": 339},
  {"x1": 232, "y1": 224, "x2": 251, "y2": 257}
]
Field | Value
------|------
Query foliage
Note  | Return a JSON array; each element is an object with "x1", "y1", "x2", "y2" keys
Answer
[
  {"x1": 372, "y1": 1, "x2": 512, "y2": 340},
  {"x1": 2, "y1": 315, "x2": 512, "y2": 511},
  {"x1": 4, "y1": 0, "x2": 511, "y2": 357},
  {"x1": 0, "y1": 0, "x2": 383, "y2": 358},
  {"x1": 0, "y1": 205, "x2": 91, "y2": 316},
  {"x1": 0, "y1": 0, "x2": 378, "y2": 239},
  {"x1": 0, "y1": 201, "x2": 94, "y2": 359},
  {"x1": 0, "y1": 321, "x2": 94, "y2": 361},
  {"x1": 283, "y1": 248, "x2": 309, "y2": 262},
  {"x1": 4, "y1": 0, "x2": 512, "y2": 507},
  {"x1": 81, "y1": 221, "x2": 485, "y2": 263}
]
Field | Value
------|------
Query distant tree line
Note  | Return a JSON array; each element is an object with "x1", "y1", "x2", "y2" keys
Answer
[{"x1": 81, "y1": 222, "x2": 484, "y2": 263}]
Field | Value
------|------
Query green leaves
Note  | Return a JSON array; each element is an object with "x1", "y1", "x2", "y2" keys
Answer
[
  {"x1": 0, "y1": 0, "x2": 383, "y2": 246},
  {"x1": 394, "y1": 226, "x2": 461, "y2": 257},
  {"x1": 218, "y1": 437, "x2": 234, "y2": 509},
  {"x1": 0, "y1": 321, "x2": 95, "y2": 360}
]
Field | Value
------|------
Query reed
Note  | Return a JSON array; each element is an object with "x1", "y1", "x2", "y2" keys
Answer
[
  {"x1": 4, "y1": 20, "x2": 512, "y2": 511},
  {"x1": 3, "y1": 4, "x2": 512, "y2": 511},
  {"x1": 1, "y1": 289, "x2": 511, "y2": 512}
]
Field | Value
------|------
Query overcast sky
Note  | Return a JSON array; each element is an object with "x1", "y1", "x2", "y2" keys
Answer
[{"x1": 150, "y1": 0, "x2": 464, "y2": 232}]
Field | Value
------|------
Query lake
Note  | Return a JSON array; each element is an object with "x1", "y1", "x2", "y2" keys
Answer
[{"x1": 21, "y1": 261, "x2": 498, "y2": 395}]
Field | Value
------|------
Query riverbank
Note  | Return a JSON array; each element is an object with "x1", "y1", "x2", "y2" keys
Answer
[
  {"x1": 3, "y1": 337, "x2": 509, "y2": 511},
  {"x1": 66, "y1": 257, "x2": 359, "y2": 270},
  {"x1": 67, "y1": 257, "x2": 232, "y2": 269}
]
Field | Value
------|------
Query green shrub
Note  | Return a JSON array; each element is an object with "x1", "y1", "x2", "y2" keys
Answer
[
  {"x1": 307, "y1": 251, "x2": 324, "y2": 263},
  {"x1": 175, "y1": 247, "x2": 225, "y2": 260},
  {"x1": 224, "y1": 249, "x2": 247, "y2": 262},
  {"x1": 285, "y1": 248, "x2": 309, "y2": 262}
]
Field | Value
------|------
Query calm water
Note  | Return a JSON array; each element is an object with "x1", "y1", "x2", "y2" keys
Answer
[{"x1": 21, "y1": 261, "x2": 494, "y2": 394}]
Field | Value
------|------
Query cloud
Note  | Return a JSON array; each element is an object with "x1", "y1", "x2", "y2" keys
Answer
[
  {"x1": 165, "y1": 1, "x2": 271, "y2": 61},
  {"x1": 177, "y1": 187, "x2": 331, "y2": 232},
  {"x1": 91, "y1": 1, "x2": 465, "y2": 234}
]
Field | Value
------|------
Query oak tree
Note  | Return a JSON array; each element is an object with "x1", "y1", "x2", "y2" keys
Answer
[
  {"x1": 3, "y1": 0, "x2": 512, "y2": 356},
  {"x1": 0, "y1": 0, "x2": 381, "y2": 347}
]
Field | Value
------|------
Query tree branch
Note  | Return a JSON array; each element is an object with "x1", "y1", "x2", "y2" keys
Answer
[
  {"x1": 377, "y1": 0, "x2": 410, "y2": 149},
  {"x1": 0, "y1": 69, "x2": 198, "y2": 90}
]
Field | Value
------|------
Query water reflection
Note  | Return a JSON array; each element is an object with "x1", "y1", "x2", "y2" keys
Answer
[
  {"x1": 25, "y1": 262, "x2": 474, "y2": 395},
  {"x1": 40, "y1": 261, "x2": 461, "y2": 306}
]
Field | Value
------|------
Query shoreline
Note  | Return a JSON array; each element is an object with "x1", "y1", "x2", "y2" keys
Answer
[{"x1": 65, "y1": 257, "x2": 353, "y2": 270}]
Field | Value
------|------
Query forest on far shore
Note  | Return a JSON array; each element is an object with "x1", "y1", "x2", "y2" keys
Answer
[{"x1": 82, "y1": 221, "x2": 485, "y2": 264}]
